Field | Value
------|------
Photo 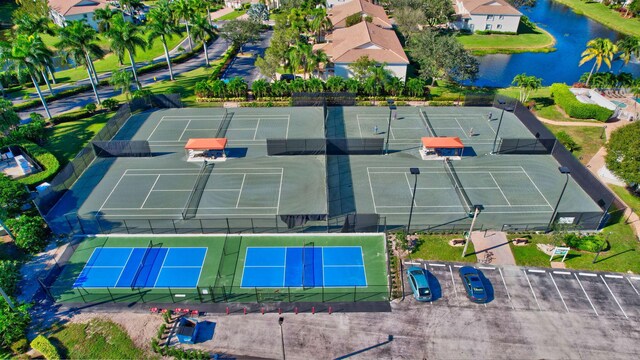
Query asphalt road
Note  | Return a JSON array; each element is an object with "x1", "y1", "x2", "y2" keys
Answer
[
  {"x1": 222, "y1": 29, "x2": 273, "y2": 85},
  {"x1": 17, "y1": 37, "x2": 231, "y2": 120}
]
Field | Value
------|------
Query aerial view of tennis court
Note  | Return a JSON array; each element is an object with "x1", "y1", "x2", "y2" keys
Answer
[
  {"x1": 50, "y1": 234, "x2": 389, "y2": 304},
  {"x1": 43, "y1": 104, "x2": 604, "y2": 234}
]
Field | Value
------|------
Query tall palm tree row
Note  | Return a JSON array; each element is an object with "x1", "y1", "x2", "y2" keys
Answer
[
  {"x1": 0, "y1": 35, "x2": 53, "y2": 119},
  {"x1": 14, "y1": 14, "x2": 58, "y2": 90},
  {"x1": 190, "y1": 13, "x2": 216, "y2": 67},
  {"x1": 106, "y1": 16, "x2": 148, "y2": 90},
  {"x1": 56, "y1": 20, "x2": 105, "y2": 104},
  {"x1": 173, "y1": 0, "x2": 196, "y2": 51},
  {"x1": 146, "y1": 0, "x2": 181, "y2": 81}
]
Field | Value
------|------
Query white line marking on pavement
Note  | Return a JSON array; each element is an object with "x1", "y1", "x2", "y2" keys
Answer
[
  {"x1": 630, "y1": 277, "x2": 640, "y2": 280},
  {"x1": 498, "y1": 267, "x2": 514, "y2": 310},
  {"x1": 549, "y1": 272, "x2": 569, "y2": 313},
  {"x1": 429, "y1": 263, "x2": 446, "y2": 267},
  {"x1": 574, "y1": 273, "x2": 598, "y2": 316},
  {"x1": 553, "y1": 271, "x2": 571, "y2": 275},
  {"x1": 528, "y1": 269, "x2": 546, "y2": 273},
  {"x1": 479, "y1": 266, "x2": 495, "y2": 270},
  {"x1": 404, "y1": 262, "x2": 420, "y2": 266},
  {"x1": 449, "y1": 265, "x2": 458, "y2": 299},
  {"x1": 453, "y1": 265, "x2": 463, "y2": 268},
  {"x1": 523, "y1": 270, "x2": 542, "y2": 311},
  {"x1": 600, "y1": 275, "x2": 628, "y2": 319},
  {"x1": 627, "y1": 277, "x2": 640, "y2": 296},
  {"x1": 579, "y1": 272, "x2": 597, "y2": 277},
  {"x1": 604, "y1": 274, "x2": 623, "y2": 279}
]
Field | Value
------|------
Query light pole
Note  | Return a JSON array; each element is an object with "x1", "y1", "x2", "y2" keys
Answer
[
  {"x1": 600, "y1": 125, "x2": 607, "y2": 140},
  {"x1": 278, "y1": 317, "x2": 285, "y2": 360},
  {"x1": 462, "y1": 205, "x2": 483, "y2": 258},
  {"x1": 385, "y1": 100, "x2": 396, "y2": 155},
  {"x1": 491, "y1": 99, "x2": 506, "y2": 154},
  {"x1": 593, "y1": 232, "x2": 611, "y2": 263},
  {"x1": 547, "y1": 167, "x2": 571, "y2": 232},
  {"x1": 406, "y1": 168, "x2": 420, "y2": 235}
]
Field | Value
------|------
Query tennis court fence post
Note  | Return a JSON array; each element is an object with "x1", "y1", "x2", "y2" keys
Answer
[
  {"x1": 168, "y1": 287, "x2": 174, "y2": 303},
  {"x1": 226, "y1": 218, "x2": 231, "y2": 234},
  {"x1": 254, "y1": 287, "x2": 259, "y2": 303},
  {"x1": 106, "y1": 288, "x2": 114, "y2": 302},
  {"x1": 123, "y1": 220, "x2": 129, "y2": 234},
  {"x1": 78, "y1": 288, "x2": 87, "y2": 303},
  {"x1": 275, "y1": 215, "x2": 279, "y2": 233},
  {"x1": 353, "y1": 286, "x2": 357, "y2": 302},
  {"x1": 171, "y1": 219, "x2": 177, "y2": 234},
  {"x1": 288, "y1": 287, "x2": 291, "y2": 302},
  {"x1": 76, "y1": 214, "x2": 86, "y2": 234}
]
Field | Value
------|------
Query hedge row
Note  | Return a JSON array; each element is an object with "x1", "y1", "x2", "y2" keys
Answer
[
  {"x1": 30, "y1": 335, "x2": 60, "y2": 360},
  {"x1": 14, "y1": 84, "x2": 94, "y2": 112},
  {"x1": 211, "y1": 45, "x2": 240, "y2": 80},
  {"x1": 550, "y1": 83, "x2": 613, "y2": 122},
  {"x1": 9, "y1": 141, "x2": 61, "y2": 187}
]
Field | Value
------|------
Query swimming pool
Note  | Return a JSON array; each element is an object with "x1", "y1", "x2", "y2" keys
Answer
[{"x1": 612, "y1": 100, "x2": 627, "y2": 108}]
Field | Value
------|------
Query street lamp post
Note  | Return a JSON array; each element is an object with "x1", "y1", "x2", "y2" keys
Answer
[
  {"x1": 385, "y1": 100, "x2": 396, "y2": 155},
  {"x1": 278, "y1": 317, "x2": 285, "y2": 360},
  {"x1": 491, "y1": 99, "x2": 506, "y2": 154},
  {"x1": 406, "y1": 168, "x2": 420, "y2": 235},
  {"x1": 547, "y1": 167, "x2": 571, "y2": 232},
  {"x1": 462, "y1": 205, "x2": 482, "y2": 258}
]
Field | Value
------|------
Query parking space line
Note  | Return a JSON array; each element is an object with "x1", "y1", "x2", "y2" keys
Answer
[
  {"x1": 574, "y1": 273, "x2": 598, "y2": 316},
  {"x1": 548, "y1": 273, "x2": 569, "y2": 313},
  {"x1": 553, "y1": 271, "x2": 571, "y2": 275},
  {"x1": 600, "y1": 275, "x2": 628, "y2": 319},
  {"x1": 523, "y1": 270, "x2": 542, "y2": 311},
  {"x1": 449, "y1": 265, "x2": 458, "y2": 299},
  {"x1": 478, "y1": 266, "x2": 495, "y2": 270},
  {"x1": 429, "y1": 263, "x2": 446, "y2": 267},
  {"x1": 627, "y1": 277, "x2": 640, "y2": 297},
  {"x1": 630, "y1": 276, "x2": 640, "y2": 280},
  {"x1": 579, "y1": 272, "x2": 597, "y2": 277},
  {"x1": 404, "y1": 262, "x2": 420, "y2": 266},
  {"x1": 528, "y1": 269, "x2": 545, "y2": 273},
  {"x1": 453, "y1": 265, "x2": 462, "y2": 268},
  {"x1": 604, "y1": 274, "x2": 623, "y2": 279},
  {"x1": 498, "y1": 267, "x2": 515, "y2": 310}
]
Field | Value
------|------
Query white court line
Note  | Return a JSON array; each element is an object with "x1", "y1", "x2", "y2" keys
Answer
[
  {"x1": 276, "y1": 169, "x2": 284, "y2": 214},
  {"x1": 112, "y1": 248, "x2": 134, "y2": 287},
  {"x1": 528, "y1": 269, "x2": 546, "y2": 273},
  {"x1": 140, "y1": 175, "x2": 161, "y2": 209},
  {"x1": 356, "y1": 116, "x2": 363, "y2": 137},
  {"x1": 604, "y1": 274, "x2": 624, "y2": 279},
  {"x1": 429, "y1": 263, "x2": 446, "y2": 267},
  {"x1": 360, "y1": 248, "x2": 368, "y2": 286},
  {"x1": 416, "y1": 187, "x2": 452, "y2": 190},
  {"x1": 554, "y1": 271, "x2": 571, "y2": 275},
  {"x1": 98, "y1": 171, "x2": 129, "y2": 212},
  {"x1": 520, "y1": 166, "x2": 553, "y2": 208},
  {"x1": 103, "y1": 206, "x2": 277, "y2": 210},
  {"x1": 286, "y1": 115, "x2": 290, "y2": 139},
  {"x1": 193, "y1": 247, "x2": 208, "y2": 288},
  {"x1": 600, "y1": 275, "x2": 628, "y2": 319},
  {"x1": 574, "y1": 273, "x2": 598, "y2": 316},
  {"x1": 322, "y1": 247, "x2": 326, "y2": 287},
  {"x1": 283, "y1": 247, "x2": 288, "y2": 287},
  {"x1": 498, "y1": 267, "x2": 514, "y2": 309},
  {"x1": 367, "y1": 169, "x2": 378, "y2": 212},
  {"x1": 489, "y1": 172, "x2": 511, "y2": 206},
  {"x1": 626, "y1": 277, "x2": 640, "y2": 296},
  {"x1": 579, "y1": 272, "x2": 597, "y2": 277},
  {"x1": 235, "y1": 174, "x2": 247, "y2": 208},
  {"x1": 253, "y1": 118, "x2": 261, "y2": 140},
  {"x1": 177, "y1": 119, "x2": 191, "y2": 141},
  {"x1": 377, "y1": 210, "x2": 551, "y2": 215},
  {"x1": 449, "y1": 265, "x2": 458, "y2": 299},
  {"x1": 153, "y1": 248, "x2": 171, "y2": 287},
  {"x1": 549, "y1": 272, "x2": 569, "y2": 312},
  {"x1": 454, "y1": 118, "x2": 470, "y2": 139},
  {"x1": 404, "y1": 173, "x2": 417, "y2": 207},
  {"x1": 523, "y1": 270, "x2": 542, "y2": 311}
]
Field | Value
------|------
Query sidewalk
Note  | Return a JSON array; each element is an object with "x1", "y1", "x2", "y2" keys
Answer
[{"x1": 470, "y1": 230, "x2": 515, "y2": 265}]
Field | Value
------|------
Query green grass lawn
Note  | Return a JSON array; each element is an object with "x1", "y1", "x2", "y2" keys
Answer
[
  {"x1": 409, "y1": 234, "x2": 478, "y2": 263},
  {"x1": 553, "y1": 0, "x2": 640, "y2": 37},
  {"x1": 49, "y1": 318, "x2": 149, "y2": 359},
  {"x1": 544, "y1": 123, "x2": 605, "y2": 164},
  {"x1": 609, "y1": 184, "x2": 640, "y2": 217},
  {"x1": 43, "y1": 112, "x2": 113, "y2": 165},
  {"x1": 458, "y1": 27, "x2": 556, "y2": 55},
  {"x1": 215, "y1": 10, "x2": 246, "y2": 21}
]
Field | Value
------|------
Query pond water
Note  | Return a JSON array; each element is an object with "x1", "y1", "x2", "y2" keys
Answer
[{"x1": 473, "y1": 0, "x2": 640, "y2": 87}]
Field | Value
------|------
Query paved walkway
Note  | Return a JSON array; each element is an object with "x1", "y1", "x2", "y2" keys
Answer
[{"x1": 470, "y1": 230, "x2": 515, "y2": 265}]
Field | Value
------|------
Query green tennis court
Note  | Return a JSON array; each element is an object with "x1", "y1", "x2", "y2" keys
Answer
[{"x1": 49, "y1": 234, "x2": 389, "y2": 304}]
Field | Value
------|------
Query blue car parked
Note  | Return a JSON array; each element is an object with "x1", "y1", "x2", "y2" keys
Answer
[
  {"x1": 406, "y1": 266, "x2": 432, "y2": 302},
  {"x1": 459, "y1": 266, "x2": 488, "y2": 303}
]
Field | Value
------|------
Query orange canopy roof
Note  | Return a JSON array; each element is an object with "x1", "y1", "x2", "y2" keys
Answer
[
  {"x1": 421, "y1": 137, "x2": 464, "y2": 149},
  {"x1": 184, "y1": 138, "x2": 228, "y2": 150}
]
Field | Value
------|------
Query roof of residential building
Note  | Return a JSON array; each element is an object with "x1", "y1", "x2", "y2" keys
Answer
[
  {"x1": 49, "y1": 0, "x2": 108, "y2": 16},
  {"x1": 321, "y1": 21, "x2": 409, "y2": 64},
  {"x1": 328, "y1": 0, "x2": 393, "y2": 28},
  {"x1": 454, "y1": 0, "x2": 522, "y2": 16}
]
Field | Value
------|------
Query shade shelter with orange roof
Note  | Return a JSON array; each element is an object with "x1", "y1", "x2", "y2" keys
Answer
[
  {"x1": 184, "y1": 138, "x2": 228, "y2": 162},
  {"x1": 420, "y1": 137, "x2": 465, "y2": 160}
]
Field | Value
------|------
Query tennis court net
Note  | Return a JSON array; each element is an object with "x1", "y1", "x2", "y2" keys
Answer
[
  {"x1": 444, "y1": 159, "x2": 472, "y2": 213},
  {"x1": 215, "y1": 109, "x2": 232, "y2": 138},
  {"x1": 181, "y1": 161, "x2": 215, "y2": 220},
  {"x1": 419, "y1": 110, "x2": 437, "y2": 137},
  {"x1": 130, "y1": 240, "x2": 154, "y2": 289},
  {"x1": 302, "y1": 242, "x2": 314, "y2": 288}
]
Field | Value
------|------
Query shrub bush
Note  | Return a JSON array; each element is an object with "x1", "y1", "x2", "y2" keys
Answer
[
  {"x1": 51, "y1": 108, "x2": 105, "y2": 125},
  {"x1": 550, "y1": 83, "x2": 613, "y2": 121},
  {"x1": 563, "y1": 233, "x2": 604, "y2": 253},
  {"x1": 555, "y1": 131, "x2": 580, "y2": 152},
  {"x1": 0, "y1": 260, "x2": 20, "y2": 297},
  {"x1": 10, "y1": 338, "x2": 29, "y2": 355},
  {"x1": 0, "y1": 141, "x2": 61, "y2": 187},
  {"x1": 85, "y1": 103, "x2": 97, "y2": 113},
  {"x1": 5, "y1": 215, "x2": 50, "y2": 254},
  {"x1": 101, "y1": 98, "x2": 119, "y2": 111},
  {"x1": 0, "y1": 302, "x2": 31, "y2": 350},
  {"x1": 30, "y1": 335, "x2": 60, "y2": 360},
  {"x1": 429, "y1": 101, "x2": 455, "y2": 106}
]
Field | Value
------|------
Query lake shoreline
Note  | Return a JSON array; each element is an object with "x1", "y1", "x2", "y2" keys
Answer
[{"x1": 551, "y1": 0, "x2": 640, "y2": 37}]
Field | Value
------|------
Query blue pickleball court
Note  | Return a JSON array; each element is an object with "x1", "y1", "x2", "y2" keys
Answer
[
  {"x1": 240, "y1": 246, "x2": 367, "y2": 288},
  {"x1": 73, "y1": 247, "x2": 207, "y2": 288}
]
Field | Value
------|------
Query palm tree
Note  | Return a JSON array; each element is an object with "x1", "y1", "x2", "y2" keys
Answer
[
  {"x1": 251, "y1": 79, "x2": 270, "y2": 99},
  {"x1": 406, "y1": 78, "x2": 426, "y2": 98},
  {"x1": 308, "y1": 6, "x2": 332, "y2": 43},
  {"x1": 106, "y1": 16, "x2": 147, "y2": 90},
  {"x1": 579, "y1": 38, "x2": 618, "y2": 86},
  {"x1": 368, "y1": 65, "x2": 392, "y2": 102},
  {"x1": 385, "y1": 77, "x2": 404, "y2": 96},
  {"x1": 0, "y1": 35, "x2": 53, "y2": 118},
  {"x1": 616, "y1": 36, "x2": 640, "y2": 71},
  {"x1": 93, "y1": 6, "x2": 117, "y2": 33},
  {"x1": 57, "y1": 21, "x2": 105, "y2": 104},
  {"x1": 511, "y1": 73, "x2": 542, "y2": 103},
  {"x1": 14, "y1": 14, "x2": 58, "y2": 86},
  {"x1": 190, "y1": 13, "x2": 215, "y2": 66},
  {"x1": 326, "y1": 76, "x2": 345, "y2": 92},
  {"x1": 289, "y1": 41, "x2": 314, "y2": 78},
  {"x1": 173, "y1": 0, "x2": 195, "y2": 51},
  {"x1": 310, "y1": 50, "x2": 329, "y2": 78},
  {"x1": 147, "y1": 0, "x2": 180, "y2": 81},
  {"x1": 110, "y1": 69, "x2": 133, "y2": 99}
]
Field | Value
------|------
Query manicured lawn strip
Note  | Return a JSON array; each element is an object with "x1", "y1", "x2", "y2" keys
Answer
[
  {"x1": 51, "y1": 236, "x2": 224, "y2": 303},
  {"x1": 553, "y1": 0, "x2": 640, "y2": 37},
  {"x1": 409, "y1": 234, "x2": 478, "y2": 263},
  {"x1": 458, "y1": 27, "x2": 555, "y2": 55},
  {"x1": 49, "y1": 319, "x2": 148, "y2": 359},
  {"x1": 43, "y1": 112, "x2": 113, "y2": 164},
  {"x1": 229, "y1": 235, "x2": 389, "y2": 302},
  {"x1": 608, "y1": 184, "x2": 640, "y2": 217},
  {"x1": 215, "y1": 10, "x2": 246, "y2": 20},
  {"x1": 544, "y1": 123, "x2": 605, "y2": 164},
  {"x1": 507, "y1": 234, "x2": 552, "y2": 268}
]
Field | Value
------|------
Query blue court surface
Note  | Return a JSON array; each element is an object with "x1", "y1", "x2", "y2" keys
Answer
[
  {"x1": 240, "y1": 246, "x2": 367, "y2": 288},
  {"x1": 73, "y1": 247, "x2": 207, "y2": 288}
]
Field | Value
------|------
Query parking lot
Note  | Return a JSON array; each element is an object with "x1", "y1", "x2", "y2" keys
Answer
[{"x1": 404, "y1": 261, "x2": 640, "y2": 319}]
